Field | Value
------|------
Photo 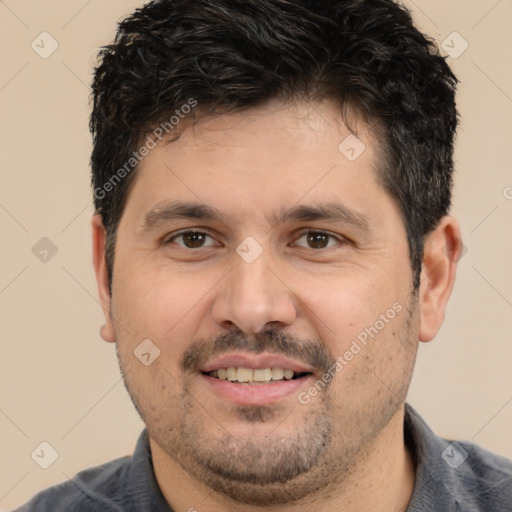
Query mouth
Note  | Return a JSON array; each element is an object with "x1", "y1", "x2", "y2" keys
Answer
[
  {"x1": 198, "y1": 354, "x2": 317, "y2": 405},
  {"x1": 202, "y1": 367, "x2": 313, "y2": 384}
]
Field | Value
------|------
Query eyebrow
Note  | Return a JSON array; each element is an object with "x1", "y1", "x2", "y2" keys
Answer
[
  {"x1": 141, "y1": 200, "x2": 370, "y2": 232},
  {"x1": 275, "y1": 203, "x2": 369, "y2": 230},
  {"x1": 142, "y1": 201, "x2": 224, "y2": 231}
]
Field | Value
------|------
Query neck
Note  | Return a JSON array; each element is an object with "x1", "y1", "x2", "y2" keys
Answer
[{"x1": 151, "y1": 405, "x2": 416, "y2": 512}]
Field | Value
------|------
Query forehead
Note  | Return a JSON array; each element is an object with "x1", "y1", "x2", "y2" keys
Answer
[
  {"x1": 121, "y1": 99, "x2": 396, "y2": 231},
  {"x1": 166, "y1": 99, "x2": 373, "y2": 162}
]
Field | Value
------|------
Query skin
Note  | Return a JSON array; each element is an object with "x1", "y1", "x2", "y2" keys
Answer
[{"x1": 92, "y1": 99, "x2": 462, "y2": 512}]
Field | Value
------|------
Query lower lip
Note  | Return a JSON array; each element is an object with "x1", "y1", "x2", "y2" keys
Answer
[{"x1": 200, "y1": 373, "x2": 314, "y2": 406}]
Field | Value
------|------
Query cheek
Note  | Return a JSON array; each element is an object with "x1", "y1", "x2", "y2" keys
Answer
[
  {"x1": 112, "y1": 264, "x2": 215, "y2": 352},
  {"x1": 298, "y1": 270, "x2": 400, "y2": 351}
]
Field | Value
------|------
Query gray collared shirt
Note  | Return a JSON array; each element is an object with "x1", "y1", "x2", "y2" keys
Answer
[{"x1": 14, "y1": 404, "x2": 512, "y2": 511}]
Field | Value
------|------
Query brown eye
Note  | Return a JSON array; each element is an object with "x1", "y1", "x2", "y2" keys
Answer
[
  {"x1": 295, "y1": 231, "x2": 339, "y2": 250},
  {"x1": 168, "y1": 231, "x2": 216, "y2": 249}
]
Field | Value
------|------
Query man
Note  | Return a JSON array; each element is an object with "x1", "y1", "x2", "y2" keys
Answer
[{"x1": 16, "y1": 0, "x2": 512, "y2": 510}]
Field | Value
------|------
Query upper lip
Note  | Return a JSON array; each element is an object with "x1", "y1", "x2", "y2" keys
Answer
[{"x1": 200, "y1": 353, "x2": 316, "y2": 375}]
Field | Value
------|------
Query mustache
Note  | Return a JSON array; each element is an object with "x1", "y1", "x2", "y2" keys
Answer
[{"x1": 180, "y1": 329, "x2": 335, "y2": 374}]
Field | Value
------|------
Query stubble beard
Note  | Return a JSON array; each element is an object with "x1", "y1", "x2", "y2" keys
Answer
[{"x1": 116, "y1": 295, "x2": 419, "y2": 506}]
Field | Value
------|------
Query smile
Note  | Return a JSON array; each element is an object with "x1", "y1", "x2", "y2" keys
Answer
[{"x1": 204, "y1": 367, "x2": 312, "y2": 384}]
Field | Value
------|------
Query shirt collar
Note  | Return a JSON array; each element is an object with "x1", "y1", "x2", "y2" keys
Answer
[
  {"x1": 404, "y1": 403, "x2": 461, "y2": 511},
  {"x1": 126, "y1": 429, "x2": 174, "y2": 511}
]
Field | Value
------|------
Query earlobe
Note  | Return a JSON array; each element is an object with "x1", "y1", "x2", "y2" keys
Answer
[
  {"x1": 92, "y1": 215, "x2": 116, "y2": 343},
  {"x1": 418, "y1": 216, "x2": 462, "y2": 343}
]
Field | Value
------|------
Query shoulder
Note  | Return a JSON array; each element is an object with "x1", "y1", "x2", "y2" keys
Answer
[
  {"x1": 451, "y1": 438, "x2": 512, "y2": 509},
  {"x1": 405, "y1": 404, "x2": 512, "y2": 512},
  {"x1": 13, "y1": 455, "x2": 131, "y2": 512}
]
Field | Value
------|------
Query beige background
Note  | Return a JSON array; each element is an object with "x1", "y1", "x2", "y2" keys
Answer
[{"x1": 1, "y1": 0, "x2": 511, "y2": 509}]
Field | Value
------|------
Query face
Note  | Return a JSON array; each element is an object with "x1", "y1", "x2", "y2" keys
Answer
[{"x1": 97, "y1": 100, "x2": 422, "y2": 505}]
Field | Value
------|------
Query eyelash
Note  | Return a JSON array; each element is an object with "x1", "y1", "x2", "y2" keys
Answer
[{"x1": 164, "y1": 229, "x2": 344, "y2": 250}]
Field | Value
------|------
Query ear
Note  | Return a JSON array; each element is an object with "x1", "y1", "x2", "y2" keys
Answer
[
  {"x1": 92, "y1": 215, "x2": 116, "y2": 343},
  {"x1": 418, "y1": 215, "x2": 463, "y2": 343}
]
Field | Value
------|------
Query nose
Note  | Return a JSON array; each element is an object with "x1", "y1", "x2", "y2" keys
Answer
[{"x1": 211, "y1": 249, "x2": 298, "y2": 334}]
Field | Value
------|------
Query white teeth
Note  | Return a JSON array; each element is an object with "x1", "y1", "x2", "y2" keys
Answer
[
  {"x1": 283, "y1": 369, "x2": 294, "y2": 380},
  {"x1": 209, "y1": 367, "x2": 300, "y2": 383},
  {"x1": 237, "y1": 367, "x2": 253, "y2": 382},
  {"x1": 271, "y1": 367, "x2": 284, "y2": 380},
  {"x1": 253, "y1": 368, "x2": 272, "y2": 382}
]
